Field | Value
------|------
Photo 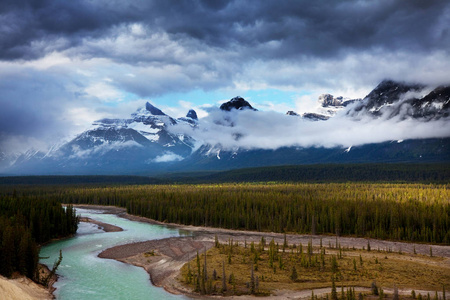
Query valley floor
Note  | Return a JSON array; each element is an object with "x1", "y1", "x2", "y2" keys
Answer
[{"x1": 74, "y1": 205, "x2": 450, "y2": 299}]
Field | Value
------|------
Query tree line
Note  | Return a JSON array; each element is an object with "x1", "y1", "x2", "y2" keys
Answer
[{"x1": 0, "y1": 192, "x2": 78, "y2": 279}]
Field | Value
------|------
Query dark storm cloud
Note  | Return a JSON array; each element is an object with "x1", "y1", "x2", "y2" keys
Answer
[
  {"x1": 0, "y1": 66, "x2": 84, "y2": 155},
  {"x1": 1, "y1": 0, "x2": 448, "y2": 61},
  {"x1": 0, "y1": 0, "x2": 143, "y2": 59},
  {"x1": 1, "y1": 0, "x2": 449, "y2": 155},
  {"x1": 0, "y1": 70, "x2": 64, "y2": 135}
]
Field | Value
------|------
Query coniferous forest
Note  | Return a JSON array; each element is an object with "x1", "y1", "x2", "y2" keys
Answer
[
  {"x1": 2, "y1": 182, "x2": 448, "y2": 245},
  {"x1": 0, "y1": 193, "x2": 78, "y2": 279}
]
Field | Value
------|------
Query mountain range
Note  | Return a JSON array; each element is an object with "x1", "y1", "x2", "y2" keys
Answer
[{"x1": 1, "y1": 79, "x2": 449, "y2": 175}]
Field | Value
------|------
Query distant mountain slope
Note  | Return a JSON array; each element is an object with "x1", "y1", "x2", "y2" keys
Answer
[
  {"x1": 177, "y1": 138, "x2": 450, "y2": 172},
  {"x1": 191, "y1": 163, "x2": 450, "y2": 183}
]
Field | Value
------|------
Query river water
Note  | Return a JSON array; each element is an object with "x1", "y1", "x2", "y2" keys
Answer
[{"x1": 39, "y1": 208, "x2": 189, "y2": 300}]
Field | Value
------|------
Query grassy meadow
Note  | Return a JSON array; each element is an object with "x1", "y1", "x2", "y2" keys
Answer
[{"x1": 179, "y1": 238, "x2": 449, "y2": 297}]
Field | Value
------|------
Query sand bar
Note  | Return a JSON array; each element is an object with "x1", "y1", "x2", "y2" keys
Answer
[{"x1": 79, "y1": 217, "x2": 123, "y2": 232}]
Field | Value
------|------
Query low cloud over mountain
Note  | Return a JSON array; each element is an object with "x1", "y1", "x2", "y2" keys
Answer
[{"x1": 171, "y1": 81, "x2": 450, "y2": 150}]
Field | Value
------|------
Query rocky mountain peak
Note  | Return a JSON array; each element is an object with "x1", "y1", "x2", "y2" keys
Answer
[
  {"x1": 186, "y1": 109, "x2": 198, "y2": 120},
  {"x1": 302, "y1": 113, "x2": 330, "y2": 121},
  {"x1": 364, "y1": 79, "x2": 424, "y2": 107},
  {"x1": 220, "y1": 96, "x2": 256, "y2": 111},
  {"x1": 286, "y1": 111, "x2": 299, "y2": 116},
  {"x1": 145, "y1": 102, "x2": 166, "y2": 116},
  {"x1": 319, "y1": 94, "x2": 342, "y2": 107},
  {"x1": 318, "y1": 94, "x2": 359, "y2": 108}
]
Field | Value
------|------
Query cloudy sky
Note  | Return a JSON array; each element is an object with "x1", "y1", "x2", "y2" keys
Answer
[{"x1": 1, "y1": 0, "x2": 449, "y2": 153}]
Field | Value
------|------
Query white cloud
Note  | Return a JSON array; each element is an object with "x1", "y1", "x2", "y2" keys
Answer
[
  {"x1": 0, "y1": 134, "x2": 49, "y2": 155},
  {"x1": 84, "y1": 82, "x2": 125, "y2": 102},
  {"x1": 170, "y1": 106, "x2": 450, "y2": 151},
  {"x1": 239, "y1": 50, "x2": 450, "y2": 98},
  {"x1": 151, "y1": 151, "x2": 184, "y2": 163}
]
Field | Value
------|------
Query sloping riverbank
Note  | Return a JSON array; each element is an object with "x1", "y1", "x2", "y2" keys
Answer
[{"x1": 0, "y1": 275, "x2": 51, "y2": 300}]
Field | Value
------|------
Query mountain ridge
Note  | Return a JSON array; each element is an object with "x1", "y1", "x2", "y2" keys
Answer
[{"x1": 2, "y1": 79, "x2": 449, "y2": 175}]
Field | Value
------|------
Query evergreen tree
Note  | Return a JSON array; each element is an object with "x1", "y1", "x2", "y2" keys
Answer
[
  {"x1": 290, "y1": 265, "x2": 298, "y2": 282},
  {"x1": 371, "y1": 281, "x2": 378, "y2": 296},
  {"x1": 250, "y1": 263, "x2": 255, "y2": 294},
  {"x1": 222, "y1": 261, "x2": 227, "y2": 292},
  {"x1": 331, "y1": 276, "x2": 338, "y2": 300},
  {"x1": 393, "y1": 285, "x2": 399, "y2": 300}
]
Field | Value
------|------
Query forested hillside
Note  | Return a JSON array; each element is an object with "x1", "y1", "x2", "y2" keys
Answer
[
  {"x1": 0, "y1": 193, "x2": 78, "y2": 279},
  {"x1": 187, "y1": 163, "x2": 450, "y2": 183}
]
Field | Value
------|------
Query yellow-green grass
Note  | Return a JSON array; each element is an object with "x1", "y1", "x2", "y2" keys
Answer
[{"x1": 178, "y1": 242, "x2": 449, "y2": 296}]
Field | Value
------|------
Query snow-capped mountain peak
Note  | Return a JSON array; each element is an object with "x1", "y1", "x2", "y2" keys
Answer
[{"x1": 220, "y1": 96, "x2": 257, "y2": 111}]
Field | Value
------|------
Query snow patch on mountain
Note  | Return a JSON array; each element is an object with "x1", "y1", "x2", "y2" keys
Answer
[
  {"x1": 68, "y1": 140, "x2": 143, "y2": 159},
  {"x1": 127, "y1": 122, "x2": 161, "y2": 142}
]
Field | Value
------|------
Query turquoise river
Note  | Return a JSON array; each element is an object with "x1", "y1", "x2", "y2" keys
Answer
[{"x1": 40, "y1": 208, "x2": 189, "y2": 300}]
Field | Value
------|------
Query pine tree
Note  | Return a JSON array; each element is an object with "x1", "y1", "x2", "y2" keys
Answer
[
  {"x1": 215, "y1": 234, "x2": 220, "y2": 248},
  {"x1": 1, "y1": 226, "x2": 15, "y2": 277},
  {"x1": 222, "y1": 261, "x2": 227, "y2": 292},
  {"x1": 43, "y1": 250, "x2": 63, "y2": 287},
  {"x1": 331, "y1": 255, "x2": 339, "y2": 273},
  {"x1": 250, "y1": 263, "x2": 256, "y2": 294},
  {"x1": 312, "y1": 214, "x2": 316, "y2": 235},
  {"x1": 186, "y1": 258, "x2": 192, "y2": 283},
  {"x1": 393, "y1": 285, "x2": 399, "y2": 300},
  {"x1": 371, "y1": 281, "x2": 378, "y2": 296},
  {"x1": 290, "y1": 265, "x2": 298, "y2": 282},
  {"x1": 331, "y1": 276, "x2": 338, "y2": 300},
  {"x1": 203, "y1": 249, "x2": 208, "y2": 280},
  {"x1": 283, "y1": 234, "x2": 288, "y2": 252},
  {"x1": 18, "y1": 232, "x2": 29, "y2": 275}
]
